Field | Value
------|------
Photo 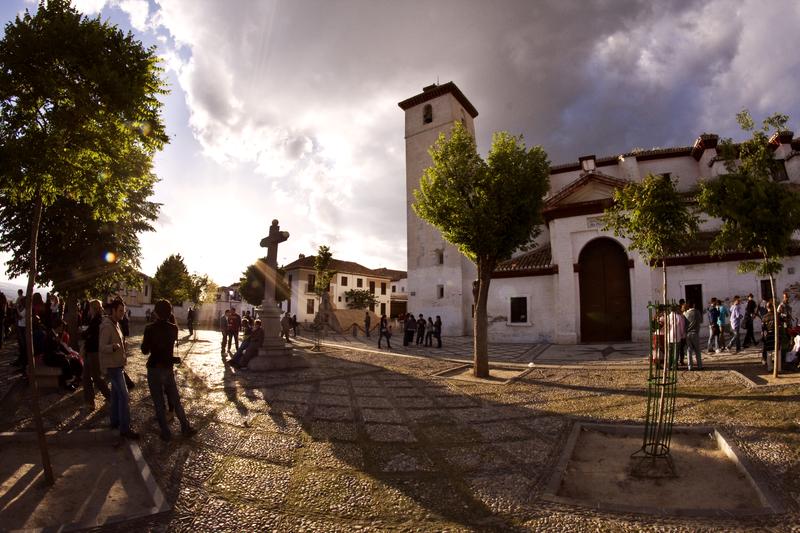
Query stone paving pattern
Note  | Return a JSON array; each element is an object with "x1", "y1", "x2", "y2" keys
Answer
[{"x1": 1, "y1": 327, "x2": 799, "y2": 532}]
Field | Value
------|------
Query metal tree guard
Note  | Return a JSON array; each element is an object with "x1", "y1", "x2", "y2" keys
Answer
[{"x1": 631, "y1": 301, "x2": 680, "y2": 477}]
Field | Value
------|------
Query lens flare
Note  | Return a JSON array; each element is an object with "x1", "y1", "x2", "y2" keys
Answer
[{"x1": 104, "y1": 251, "x2": 117, "y2": 263}]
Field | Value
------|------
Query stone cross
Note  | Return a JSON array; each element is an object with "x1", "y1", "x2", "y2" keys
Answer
[{"x1": 259, "y1": 219, "x2": 289, "y2": 305}]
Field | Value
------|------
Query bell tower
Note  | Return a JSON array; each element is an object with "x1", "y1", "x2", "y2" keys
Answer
[{"x1": 398, "y1": 82, "x2": 479, "y2": 335}]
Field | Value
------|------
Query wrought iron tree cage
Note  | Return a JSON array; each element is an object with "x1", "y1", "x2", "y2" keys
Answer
[{"x1": 631, "y1": 300, "x2": 680, "y2": 477}]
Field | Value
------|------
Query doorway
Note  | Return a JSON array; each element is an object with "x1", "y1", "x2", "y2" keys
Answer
[{"x1": 579, "y1": 238, "x2": 632, "y2": 342}]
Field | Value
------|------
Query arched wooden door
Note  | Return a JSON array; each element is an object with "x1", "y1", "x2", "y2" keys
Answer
[{"x1": 579, "y1": 238, "x2": 631, "y2": 342}]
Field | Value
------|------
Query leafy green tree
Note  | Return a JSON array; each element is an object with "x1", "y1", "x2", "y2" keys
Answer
[
  {"x1": 603, "y1": 173, "x2": 700, "y2": 305},
  {"x1": 186, "y1": 273, "x2": 212, "y2": 306},
  {"x1": 344, "y1": 289, "x2": 378, "y2": 310},
  {"x1": 239, "y1": 258, "x2": 290, "y2": 306},
  {"x1": 152, "y1": 254, "x2": 190, "y2": 305},
  {"x1": 414, "y1": 121, "x2": 550, "y2": 377},
  {"x1": 698, "y1": 110, "x2": 800, "y2": 376},
  {"x1": 0, "y1": 0, "x2": 167, "y2": 483},
  {"x1": 313, "y1": 245, "x2": 336, "y2": 297}
]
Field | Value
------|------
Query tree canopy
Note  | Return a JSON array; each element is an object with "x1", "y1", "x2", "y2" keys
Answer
[
  {"x1": 152, "y1": 254, "x2": 190, "y2": 305},
  {"x1": 344, "y1": 289, "x2": 377, "y2": 310},
  {"x1": 313, "y1": 245, "x2": 336, "y2": 296},
  {"x1": 413, "y1": 121, "x2": 550, "y2": 377},
  {"x1": 239, "y1": 258, "x2": 290, "y2": 307},
  {"x1": 698, "y1": 110, "x2": 800, "y2": 376},
  {"x1": 603, "y1": 173, "x2": 700, "y2": 271}
]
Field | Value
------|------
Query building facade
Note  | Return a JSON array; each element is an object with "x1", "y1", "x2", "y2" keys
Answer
[
  {"x1": 281, "y1": 255, "x2": 403, "y2": 324},
  {"x1": 400, "y1": 82, "x2": 800, "y2": 344}
]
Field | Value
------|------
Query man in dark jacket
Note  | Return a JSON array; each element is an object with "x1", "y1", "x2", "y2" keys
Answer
[{"x1": 141, "y1": 299, "x2": 195, "y2": 441}]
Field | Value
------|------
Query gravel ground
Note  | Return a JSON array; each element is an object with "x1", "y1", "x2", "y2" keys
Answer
[{"x1": 0, "y1": 328, "x2": 798, "y2": 532}]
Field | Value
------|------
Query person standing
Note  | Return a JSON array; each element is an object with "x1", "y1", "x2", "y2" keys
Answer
[
  {"x1": 434, "y1": 316, "x2": 443, "y2": 348},
  {"x1": 81, "y1": 299, "x2": 110, "y2": 409},
  {"x1": 141, "y1": 299, "x2": 195, "y2": 441},
  {"x1": 187, "y1": 306, "x2": 195, "y2": 336},
  {"x1": 364, "y1": 311, "x2": 371, "y2": 338},
  {"x1": 219, "y1": 309, "x2": 229, "y2": 355},
  {"x1": 717, "y1": 299, "x2": 730, "y2": 351},
  {"x1": 706, "y1": 298, "x2": 720, "y2": 353},
  {"x1": 378, "y1": 314, "x2": 392, "y2": 349},
  {"x1": 416, "y1": 314, "x2": 426, "y2": 345},
  {"x1": 292, "y1": 314, "x2": 298, "y2": 337},
  {"x1": 227, "y1": 308, "x2": 241, "y2": 352},
  {"x1": 424, "y1": 317, "x2": 434, "y2": 347},
  {"x1": 14, "y1": 296, "x2": 27, "y2": 369},
  {"x1": 403, "y1": 313, "x2": 415, "y2": 346},
  {"x1": 683, "y1": 301, "x2": 702, "y2": 370},
  {"x1": 743, "y1": 294, "x2": 757, "y2": 348},
  {"x1": 727, "y1": 296, "x2": 744, "y2": 353},
  {"x1": 99, "y1": 299, "x2": 138, "y2": 440},
  {"x1": 778, "y1": 292, "x2": 793, "y2": 327}
]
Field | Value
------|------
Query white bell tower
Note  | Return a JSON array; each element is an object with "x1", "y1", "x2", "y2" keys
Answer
[{"x1": 398, "y1": 82, "x2": 479, "y2": 336}]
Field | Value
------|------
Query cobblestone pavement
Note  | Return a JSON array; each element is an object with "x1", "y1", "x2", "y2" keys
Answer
[{"x1": 1, "y1": 328, "x2": 799, "y2": 532}]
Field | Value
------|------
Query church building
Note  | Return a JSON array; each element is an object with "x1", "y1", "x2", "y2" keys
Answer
[{"x1": 399, "y1": 82, "x2": 800, "y2": 344}]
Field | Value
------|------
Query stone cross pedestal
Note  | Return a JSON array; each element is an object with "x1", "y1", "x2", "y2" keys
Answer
[{"x1": 248, "y1": 219, "x2": 308, "y2": 371}]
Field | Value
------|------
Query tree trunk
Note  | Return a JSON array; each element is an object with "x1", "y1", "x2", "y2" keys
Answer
[
  {"x1": 770, "y1": 273, "x2": 780, "y2": 377},
  {"x1": 25, "y1": 194, "x2": 54, "y2": 485},
  {"x1": 65, "y1": 292, "x2": 80, "y2": 351},
  {"x1": 473, "y1": 257, "x2": 493, "y2": 378}
]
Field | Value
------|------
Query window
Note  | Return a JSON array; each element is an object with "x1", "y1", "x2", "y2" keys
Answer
[
  {"x1": 392, "y1": 285, "x2": 396, "y2": 293},
  {"x1": 380, "y1": 282, "x2": 386, "y2": 295},
  {"x1": 436, "y1": 250, "x2": 444, "y2": 265},
  {"x1": 437, "y1": 285, "x2": 444, "y2": 299},
  {"x1": 288, "y1": 274, "x2": 293, "y2": 285},
  {"x1": 306, "y1": 299, "x2": 315, "y2": 314},
  {"x1": 341, "y1": 276, "x2": 348, "y2": 286},
  {"x1": 510, "y1": 297, "x2": 527, "y2": 323},
  {"x1": 357, "y1": 278, "x2": 363, "y2": 288},
  {"x1": 369, "y1": 281, "x2": 376, "y2": 294},
  {"x1": 338, "y1": 296, "x2": 342, "y2": 302},
  {"x1": 423, "y1": 104, "x2": 432, "y2": 124},
  {"x1": 369, "y1": 302, "x2": 375, "y2": 312},
  {"x1": 772, "y1": 160, "x2": 789, "y2": 182},
  {"x1": 308, "y1": 273, "x2": 316, "y2": 286},
  {"x1": 380, "y1": 302, "x2": 386, "y2": 315},
  {"x1": 144, "y1": 285, "x2": 148, "y2": 297}
]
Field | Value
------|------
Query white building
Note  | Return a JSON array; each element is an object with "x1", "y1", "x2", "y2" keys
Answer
[
  {"x1": 400, "y1": 82, "x2": 800, "y2": 344},
  {"x1": 281, "y1": 255, "x2": 404, "y2": 324}
]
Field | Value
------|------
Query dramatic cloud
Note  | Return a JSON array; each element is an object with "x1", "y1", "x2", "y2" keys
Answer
[{"x1": 2, "y1": 0, "x2": 799, "y2": 287}]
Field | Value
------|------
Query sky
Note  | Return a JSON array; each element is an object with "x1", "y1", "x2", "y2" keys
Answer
[{"x1": 1, "y1": 0, "x2": 799, "y2": 289}]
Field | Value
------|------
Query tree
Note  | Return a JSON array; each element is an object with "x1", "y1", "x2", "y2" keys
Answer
[
  {"x1": 344, "y1": 289, "x2": 377, "y2": 310},
  {"x1": 152, "y1": 254, "x2": 190, "y2": 305},
  {"x1": 603, "y1": 173, "x2": 700, "y2": 306},
  {"x1": 0, "y1": 184, "x2": 159, "y2": 347},
  {"x1": 313, "y1": 246, "x2": 336, "y2": 296},
  {"x1": 414, "y1": 121, "x2": 550, "y2": 377},
  {"x1": 238, "y1": 258, "x2": 290, "y2": 307},
  {"x1": 698, "y1": 111, "x2": 800, "y2": 377},
  {"x1": 186, "y1": 273, "x2": 213, "y2": 306},
  {"x1": 0, "y1": 0, "x2": 168, "y2": 484}
]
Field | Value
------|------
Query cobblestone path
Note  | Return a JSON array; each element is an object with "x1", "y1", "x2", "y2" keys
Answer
[{"x1": 0, "y1": 328, "x2": 798, "y2": 531}]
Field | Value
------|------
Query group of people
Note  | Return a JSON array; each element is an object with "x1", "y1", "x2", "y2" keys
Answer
[
  {"x1": 371, "y1": 312, "x2": 443, "y2": 350},
  {"x1": 218, "y1": 308, "x2": 297, "y2": 369},
  {"x1": 1, "y1": 289, "x2": 195, "y2": 442},
  {"x1": 652, "y1": 292, "x2": 800, "y2": 372}
]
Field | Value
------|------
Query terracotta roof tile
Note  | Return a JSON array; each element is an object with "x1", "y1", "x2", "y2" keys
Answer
[
  {"x1": 282, "y1": 256, "x2": 404, "y2": 279},
  {"x1": 494, "y1": 244, "x2": 553, "y2": 273}
]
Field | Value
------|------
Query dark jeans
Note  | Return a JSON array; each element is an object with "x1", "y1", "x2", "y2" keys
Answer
[
  {"x1": 188, "y1": 320, "x2": 194, "y2": 335},
  {"x1": 221, "y1": 330, "x2": 228, "y2": 352},
  {"x1": 436, "y1": 333, "x2": 442, "y2": 348},
  {"x1": 403, "y1": 330, "x2": 414, "y2": 346},
  {"x1": 107, "y1": 367, "x2": 131, "y2": 434},
  {"x1": 365, "y1": 323, "x2": 371, "y2": 338},
  {"x1": 83, "y1": 351, "x2": 110, "y2": 404},
  {"x1": 727, "y1": 324, "x2": 741, "y2": 351},
  {"x1": 743, "y1": 320, "x2": 756, "y2": 347},
  {"x1": 227, "y1": 330, "x2": 239, "y2": 351},
  {"x1": 146, "y1": 367, "x2": 190, "y2": 437},
  {"x1": 416, "y1": 330, "x2": 425, "y2": 345},
  {"x1": 378, "y1": 330, "x2": 391, "y2": 348}
]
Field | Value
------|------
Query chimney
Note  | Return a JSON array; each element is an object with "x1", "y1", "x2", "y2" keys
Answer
[
  {"x1": 579, "y1": 155, "x2": 596, "y2": 173},
  {"x1": 299, "y1": 254, "x2": 305, "y2": 259}
]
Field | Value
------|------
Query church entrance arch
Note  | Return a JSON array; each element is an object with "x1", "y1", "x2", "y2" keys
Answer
[{"x1": 578, "y1": 238, "x2": 631, "y2": 342}]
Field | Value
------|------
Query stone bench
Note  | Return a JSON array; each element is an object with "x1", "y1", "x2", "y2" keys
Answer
[{"x1": 32, "y1": 365, "x2": 62, "y2": 389}]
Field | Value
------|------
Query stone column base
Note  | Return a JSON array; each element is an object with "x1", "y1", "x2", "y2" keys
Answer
[{"x1": 247, "y1": 344, "x2": 309, "y2": 371}]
